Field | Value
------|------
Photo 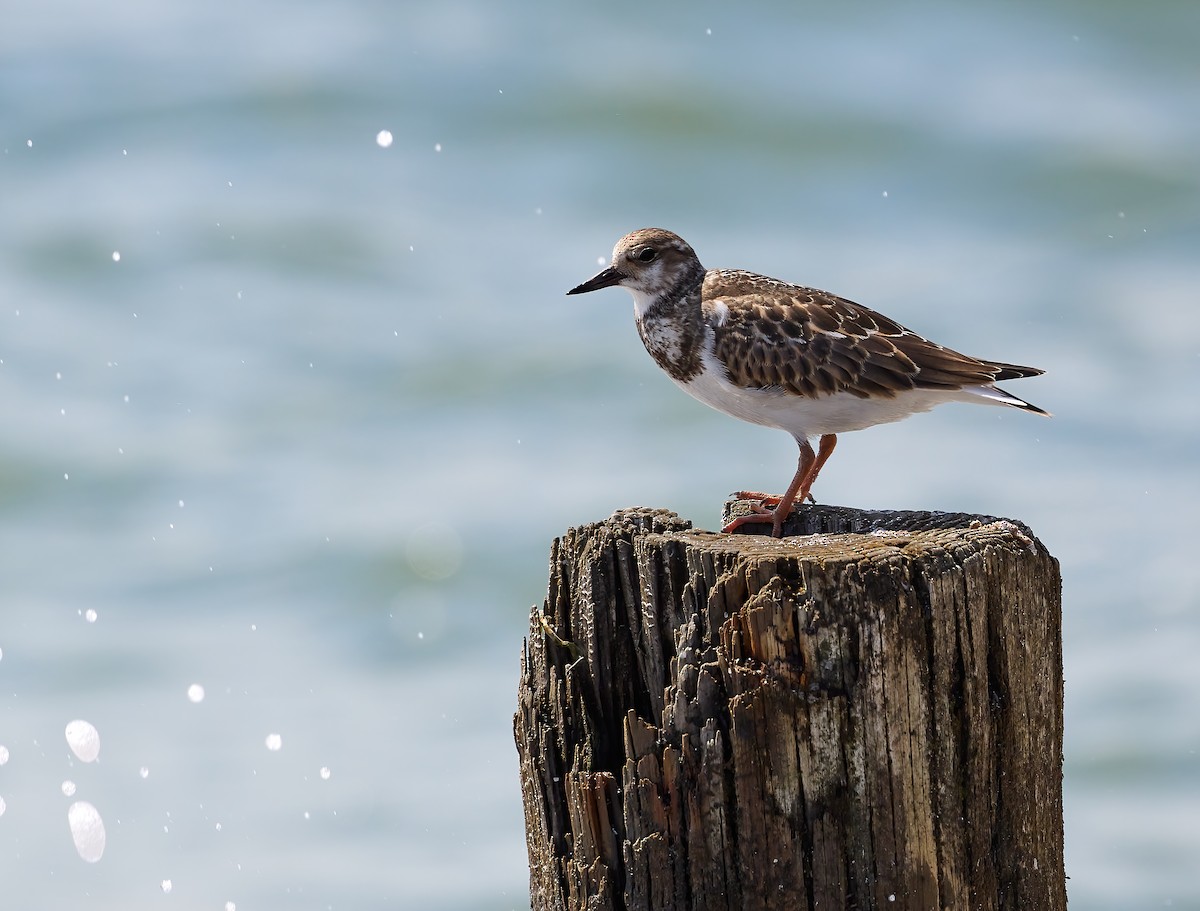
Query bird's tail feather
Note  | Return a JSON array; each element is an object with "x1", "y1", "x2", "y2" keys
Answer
[
  {"x1": 966, "y1": 384, "x2": 1051, "y2": 416},
  {"x1": 987, "y1": 361, "x2": 1045, "y2": 381}
]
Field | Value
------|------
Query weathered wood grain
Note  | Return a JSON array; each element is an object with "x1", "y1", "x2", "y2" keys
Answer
[{"x1": 515, "y1": 505, "x2": 1064, "y2": 911}]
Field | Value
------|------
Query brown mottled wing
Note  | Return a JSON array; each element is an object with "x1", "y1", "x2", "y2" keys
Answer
[{"x1": 706, "y1": 270, "x2": 1042, "y2": 399}]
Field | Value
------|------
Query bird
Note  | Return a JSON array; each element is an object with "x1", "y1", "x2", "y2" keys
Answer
[{"x1": 567, "y1": 228, "x2": 1048, "y2": 537}]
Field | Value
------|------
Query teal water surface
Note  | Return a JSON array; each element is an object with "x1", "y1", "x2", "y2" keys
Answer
[{"x1": 2, "y1": 2, "x2": 1199, "y2": 908}]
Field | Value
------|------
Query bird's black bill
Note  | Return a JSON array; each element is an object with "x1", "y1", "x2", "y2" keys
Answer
[{"x1": 567, "y1": 266, "x2": 625, "y2": 295}]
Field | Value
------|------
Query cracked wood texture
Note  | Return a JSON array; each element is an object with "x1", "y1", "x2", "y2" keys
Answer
[{"x1": 515, "y1": 505, "x2": 1065, "y2": 911}]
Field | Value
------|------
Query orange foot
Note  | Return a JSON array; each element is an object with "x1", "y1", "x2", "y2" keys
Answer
[
  {"x1": 724, "y1": 434, "x2": 836, "y2": 539},
  {"x1": 723, "y1": 494, "x2": 796, "y2": 536},
  {"x1": 730, "y1": 490, "x2": 816, "y2": 510},
  {"x1": 722, "y1": 505, "x2": 782, "y2": 534}
]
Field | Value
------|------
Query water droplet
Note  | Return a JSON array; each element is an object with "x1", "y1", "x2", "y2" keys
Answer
[
  {"x1": 264, "y1": 733, "x2": 282, "y2": 752},
  {"x1": 67, "y1": 801, "x2": 106, "y2": 862},
  {"x1": 319, "y1": 767, "x2": 331, "y2": 780},
  {"x1": 0, "y1": 745, "x2": 9, "y2": 765},
  {"x1": 65, "y1": 720, "x2": 100, "y2": 762},
  {"x1": 111, "y1": 251, "x2": 121, "y2": 262},
  {"x1": 434, "y1": 142, "x2": 442, "y2": 152},
  {"x1": 84, "y1": 609, "x2": 98, "y2": 623},
  {"x1": 375, "y1": 129, "x2": 393, "y2": 148},
  {"x1": 225, "y1": 902, "x2": 237, "y2": 911},
  {"x1": 139, "y1": 766, "x2": 150, "y2": 779},
  {"x1": 187, "y1": 684, "x2": 205, "y2": 704},
  {"x1": 0, "y1": 796, "x2": 6, "y2": 817},
  {"x1": 62, "y1": 780, "x2": 77, "y2": 797},
  {"x1": 161, "y1": 879, "x2": 173, "y2": 893}
]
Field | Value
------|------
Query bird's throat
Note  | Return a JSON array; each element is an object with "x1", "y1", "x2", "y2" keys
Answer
[{"x1": 636, "y1": 295, "x2": 705, "y2": 384}]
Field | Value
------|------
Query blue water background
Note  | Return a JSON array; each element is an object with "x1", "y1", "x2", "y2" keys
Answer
[{"x1": 2, "y1": 1, "x2": 1198, "y2": 908}]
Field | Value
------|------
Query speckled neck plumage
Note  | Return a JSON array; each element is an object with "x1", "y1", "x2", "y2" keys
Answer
[{"x1": 635, "y1": 258, "x2": 707, "y2": 383}]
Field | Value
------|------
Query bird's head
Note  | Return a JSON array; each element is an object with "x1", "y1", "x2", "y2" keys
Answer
[{"x1": 567, "y1": 228, "x2": 702, "y2": 309}]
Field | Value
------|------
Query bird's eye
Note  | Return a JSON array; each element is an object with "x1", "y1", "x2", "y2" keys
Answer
[{"x1": 636, "y1": 248, "x2": 657, "y2": 263}]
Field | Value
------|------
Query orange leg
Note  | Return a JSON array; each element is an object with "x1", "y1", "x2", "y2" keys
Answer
[{"x1": 724, "y1": 434, "x2": 838, "y2": 537}]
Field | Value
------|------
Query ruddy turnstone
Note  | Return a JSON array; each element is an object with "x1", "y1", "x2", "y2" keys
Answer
[{"x1": 568, "y1": 228, "x2": 1048, "y2": 537}]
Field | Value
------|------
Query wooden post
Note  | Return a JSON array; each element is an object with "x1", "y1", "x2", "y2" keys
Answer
[{"x1": 515, "y1": 505, "x2": 1064, "y2": 911}]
